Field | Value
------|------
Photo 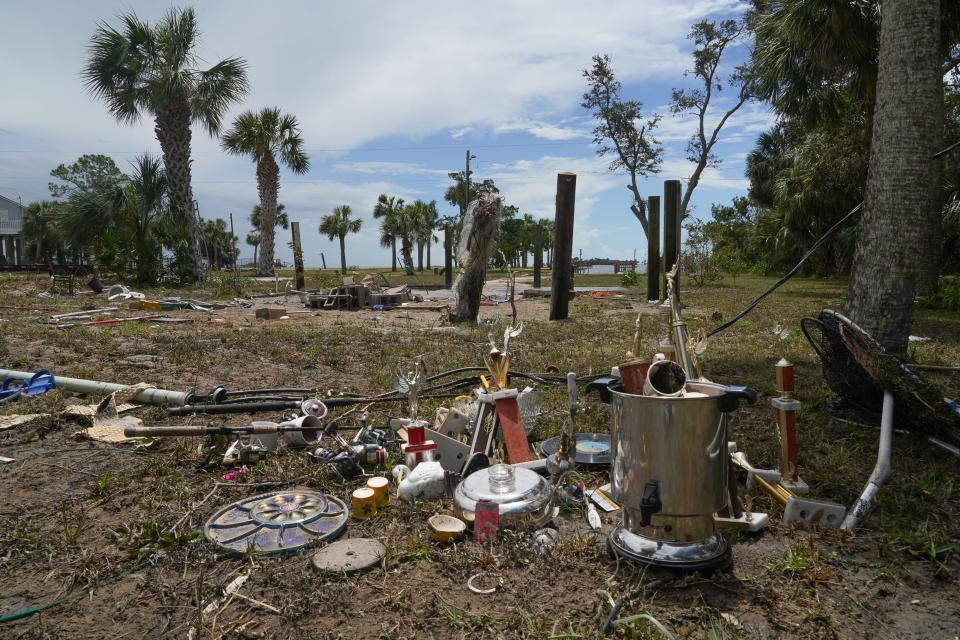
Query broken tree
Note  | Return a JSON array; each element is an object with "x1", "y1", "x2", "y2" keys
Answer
[{"x1": 449, "y1": 192, "x2": 502, "y2": 323}]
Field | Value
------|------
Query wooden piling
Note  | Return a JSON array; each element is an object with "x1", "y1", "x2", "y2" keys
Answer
[
  {"x1": 663, "y1": 180, "x2": 682, "y2": 293},
  {"x1": 533, "y1": 225, "x2": 542, "y2": 289},
  {"x1": 291, "y1": 221, "x2": 305, "y2": 291},
  {"x1": 444, "y1": 226, "x2": 453, "y2": 289},
  {"x1": 646, "y1": 195, "x2": 661, "y2": 301},
  {"x1": 550, "y1": 172, "x2": 576, "y2": 321}
]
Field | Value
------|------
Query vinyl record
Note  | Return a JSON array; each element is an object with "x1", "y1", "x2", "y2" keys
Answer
[{"x1": 539, "y1": 433, "x2": 611, "y2": 467}]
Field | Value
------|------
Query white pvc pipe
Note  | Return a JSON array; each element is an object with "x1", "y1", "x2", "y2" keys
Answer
[
  {"x1": 842, "y1": 390, "x2": 894, "y2": 530},
  {"x1": 0, "y1": 368, "x2": 191, "y2": 406}
]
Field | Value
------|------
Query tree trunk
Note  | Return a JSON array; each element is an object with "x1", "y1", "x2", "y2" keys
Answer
[
  {"x1": 426, "y1": 239, "x2": 431, "y2": 269},
  {"x1": 845, "y1": 0, "x2": 943, "y2": 355},
  {"x1": 155, "y1": 97, "x2": 201, "y2": 282},
  {"x1": 253, "y1": 243, "x2": 259, "y2": 268},
  {"x1": 417, "y1": 239, "x2": 424, "y2": 272},
  {"x1": 339, "y1": 234, "x2": 347, "y2": 274},
  {"x1": 256, "y1": 153, "x2": 281, "y2": 276},
  {"x1": 450, "y1": 193, "x2": 502, "y2": 323},
  {"x1": 391, "y1": 237, "x2": 397, "y2": 272},
  {"x1": 401, "y1": 238, "x2": 415, "y2": 275}
]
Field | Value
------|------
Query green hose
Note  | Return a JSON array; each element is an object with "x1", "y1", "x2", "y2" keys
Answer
[{"x1": 0, "y1": 558, "x2": 152, "y2": 624}]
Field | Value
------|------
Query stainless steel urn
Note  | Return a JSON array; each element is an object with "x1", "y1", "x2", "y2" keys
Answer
[{"x1": 608, "y1": 380, "x2": 755, "y2": 570}]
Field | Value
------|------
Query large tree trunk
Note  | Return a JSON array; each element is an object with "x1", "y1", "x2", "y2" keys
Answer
[
  {"x1": 256, "y1": 153, "x2": 281, "y2": 276},
  {"x1": 339, "y1": 234, "x2": 347, "y2": 274},
  {"x1": 155, "y1": 97, "x2": 202, "y2": 282},
  {"x1": 401, "y1": 238, "x2": 415, "y2": 275},
  {"x1": 449, "y1": 193, "x2": 502, "y2": 323},
  {"x1": 417, "y1": 240, "x2": 424, "y2": 272},
  {"x1": 391, "y1": 237, "x2": 397, "y2": 272},
  {"x1": 845, "y1": 0, "x2": 943, "y2": 355},
  {"x1": 426, "y1": 239, "x2": 431, "y2": 269}
]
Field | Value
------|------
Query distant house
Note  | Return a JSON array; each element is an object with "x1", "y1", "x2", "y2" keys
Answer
[{"x1": 0, "y1": 194, "x2": 24, "y2": 265}]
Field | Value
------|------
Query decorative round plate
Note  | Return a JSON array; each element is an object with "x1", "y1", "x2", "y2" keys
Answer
[
  {"x1": 539, "y1": 433, "x2": 611, "y2": 467},
  {"x1": 204, "y1": 490, "x2": 348, "y2": 556}
]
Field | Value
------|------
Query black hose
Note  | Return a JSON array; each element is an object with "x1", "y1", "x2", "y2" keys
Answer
[
  {"x1": 602, "y1": 578, "x2": 671, "y2": 634},
  {"x1": 706, "y1": 138, "x2": 960, "y2": 339},
  {"x1": 706, "y1": 203, "x2": 862, "y2": 338}
]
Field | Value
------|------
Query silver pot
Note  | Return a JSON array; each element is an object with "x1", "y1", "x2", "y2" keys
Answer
[
  {"x1": 608, "y1": 380, "x2": 755, "y2": 570},
  {"x1": 454, "y1": 464, "x2": 554, "y2": 529}
]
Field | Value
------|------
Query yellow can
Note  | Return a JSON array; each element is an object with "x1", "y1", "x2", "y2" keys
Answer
[
  {"x1": 366, "y1": 477, "x2": 390, "y2": 508},
  {"x1": 351, "y1": 487, "x2": 378, "y2": 519}
]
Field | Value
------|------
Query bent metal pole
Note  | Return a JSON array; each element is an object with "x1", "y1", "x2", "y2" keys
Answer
[{"x1": 0, "y1": 368, "x2": 191, "y2": 406}]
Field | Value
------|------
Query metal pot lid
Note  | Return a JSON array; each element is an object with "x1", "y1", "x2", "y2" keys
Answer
[{"x1": 454, "y1": 464, "x2": 552, "y2": 515}]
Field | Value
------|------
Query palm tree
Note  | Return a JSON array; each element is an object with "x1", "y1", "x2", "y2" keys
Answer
[
  {"x1": 380, "y1": 205, "x2": 418, "y2": 275},
  {"x1": 245, "y1": 231, "x2": 261, "y2": 268},
  {"x1": 373, "y1": 194, "x2": 404, "y2": 271},
  {"x1": 22, "y1": 201, "x2": 63, "y2": 263},
  {"x1": 250, "y1": 203, "x2": 290, "y2": 233},
  {"x1": 221, "y1": 108, "x2": 310, "y2": 276},
  {"x1": 83, "y1": 8, "x2": 248, "y2": 282},
  {"x1": 319, "y1": 205, "x2": 363, "y2": 274},
  {"x1": 60, "y1": 153, "x2": 169, "y2": 283},
  {"x1": 407, "y1": 199, "x2": 439, "y2": 272}
]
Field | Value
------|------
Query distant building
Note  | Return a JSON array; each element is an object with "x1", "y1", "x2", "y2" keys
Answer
[{"x1": 0, "y1": 194, "x2": 25, "y2": 265}]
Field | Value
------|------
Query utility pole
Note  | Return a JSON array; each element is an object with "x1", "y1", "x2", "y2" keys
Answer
[{"x1": 229, "y1": 212, "x2": 238, "y2": 274}]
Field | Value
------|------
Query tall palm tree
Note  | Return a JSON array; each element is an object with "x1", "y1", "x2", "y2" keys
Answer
[
  {"x1": 221, "y1": 108, "x2": 310, "y2": 276},
  {"x1": 373, "y1": 194, "x2": 404, "y2": 271},
  {"x1": 22, "y1": 201, "x2": 63, "y2": 263},
  {"x1": 415, "y1": 200, "x2": 440, "y2": 270},
  {"x1": 245, "y1": 231, "x2": 261, "y2": 268},
  {"x1": 83, "y1": 8, "x2": 248, "y2": 281},
  {"x1": 319, "y1": 205, "x2": 363, "y2": 274},
  {"x1": 380, "y1": 205, "x2": 418, "y2": 275}
]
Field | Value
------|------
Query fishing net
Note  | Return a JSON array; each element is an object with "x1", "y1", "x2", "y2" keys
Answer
[{"x1": 801, "y1": 309, "x2": 960, "y2": 448}]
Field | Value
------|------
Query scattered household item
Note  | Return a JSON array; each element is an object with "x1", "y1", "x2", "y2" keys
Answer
[
  {"x1": 300, "y1": 398, "x2": 328, "y2": 418},
  {"x1": 351, "y1": 487, "x2": 378, "y2": 519},
  {"x1": 0, "y1": 369, "x2": 187, "y2": 406},
  {"x1": 541, "y1": 433, "x2": 612, "y2": 468},
  {"x1": 84, "y1": 389, "x2": 144, "y2": 443},
  {"x1": 618, "y1": 359, "x2": 650, "y2": 395},
  {"x1": 454, "y1": 463, "x2": 554, "y2": 530},
  {"x1": 311, "y1": 538, "x2": 386, "y2": 574},
  {"x1": 0, "y1": 369, "x2": 54, "y2": 402},
  {"x1": 402, "y1": 420, "x2": 437, "y2": 467},
  {"x1": 771, "y1": 358, "x2": 808, "y2": 493},
  {"x1": 467, "y1": 572, "x2": 503, "y2": 594},
  {"x1": 106, "y1": 284, "x2": 145, "y2": 301},
  {"x1": 546, "y1": 372, "x2": 578, "y2": 477},
  {"x1": 607, "y1": 381, "x2": 756, "y2": 571},
  {"x1": 473, "y1": 500, "x2": 499, "y2": 543},
  {"x1": 204, "y1": 490, "x2": 348, "y2": 556},
  {"x1": 802, "y1": 309, "x2": 960, "y2": 449},
  {"x1": 730, "y1": 446, "x2": 845, "y2": 528},
  {"x1": 0, "y1": 414, "x2": 47, "y2": 432},
  {"x1": 277, "y1": 415, "x2": 323, "y2": 448},
  {"x1": 428, "y1": 514, "x2": 466, "y2": 542},
  {"x1": 367, "y1": 476, "x2": 390, "y2": 508},
  {"x1": 398, "y1": 461, "x2": 446, "y2": 502},
  {"x1": 255, "y1": 307, "x2": 286, "y2": 320}
]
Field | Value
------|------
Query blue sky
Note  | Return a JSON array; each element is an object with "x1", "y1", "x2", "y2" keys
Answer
[{"x1": 0, "y1": 0, "x2": 772, "y2": 268}]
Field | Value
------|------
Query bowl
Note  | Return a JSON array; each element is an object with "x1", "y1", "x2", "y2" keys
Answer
[{"x1": 428, "y1": 514, "x2": 466, "y2": 542}]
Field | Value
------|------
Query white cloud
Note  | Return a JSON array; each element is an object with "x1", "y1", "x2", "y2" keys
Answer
[
  {"x1": 333, "y1": 161, "x2": 449, "y2": 177},
  {"x1": 450, "y1": 127, "x2": 473, "y2": 140}
]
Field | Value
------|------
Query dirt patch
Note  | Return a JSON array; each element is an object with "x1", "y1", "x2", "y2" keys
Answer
[{"x1": 1, "y1": 273, "x2": 958, "y2": 638}]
